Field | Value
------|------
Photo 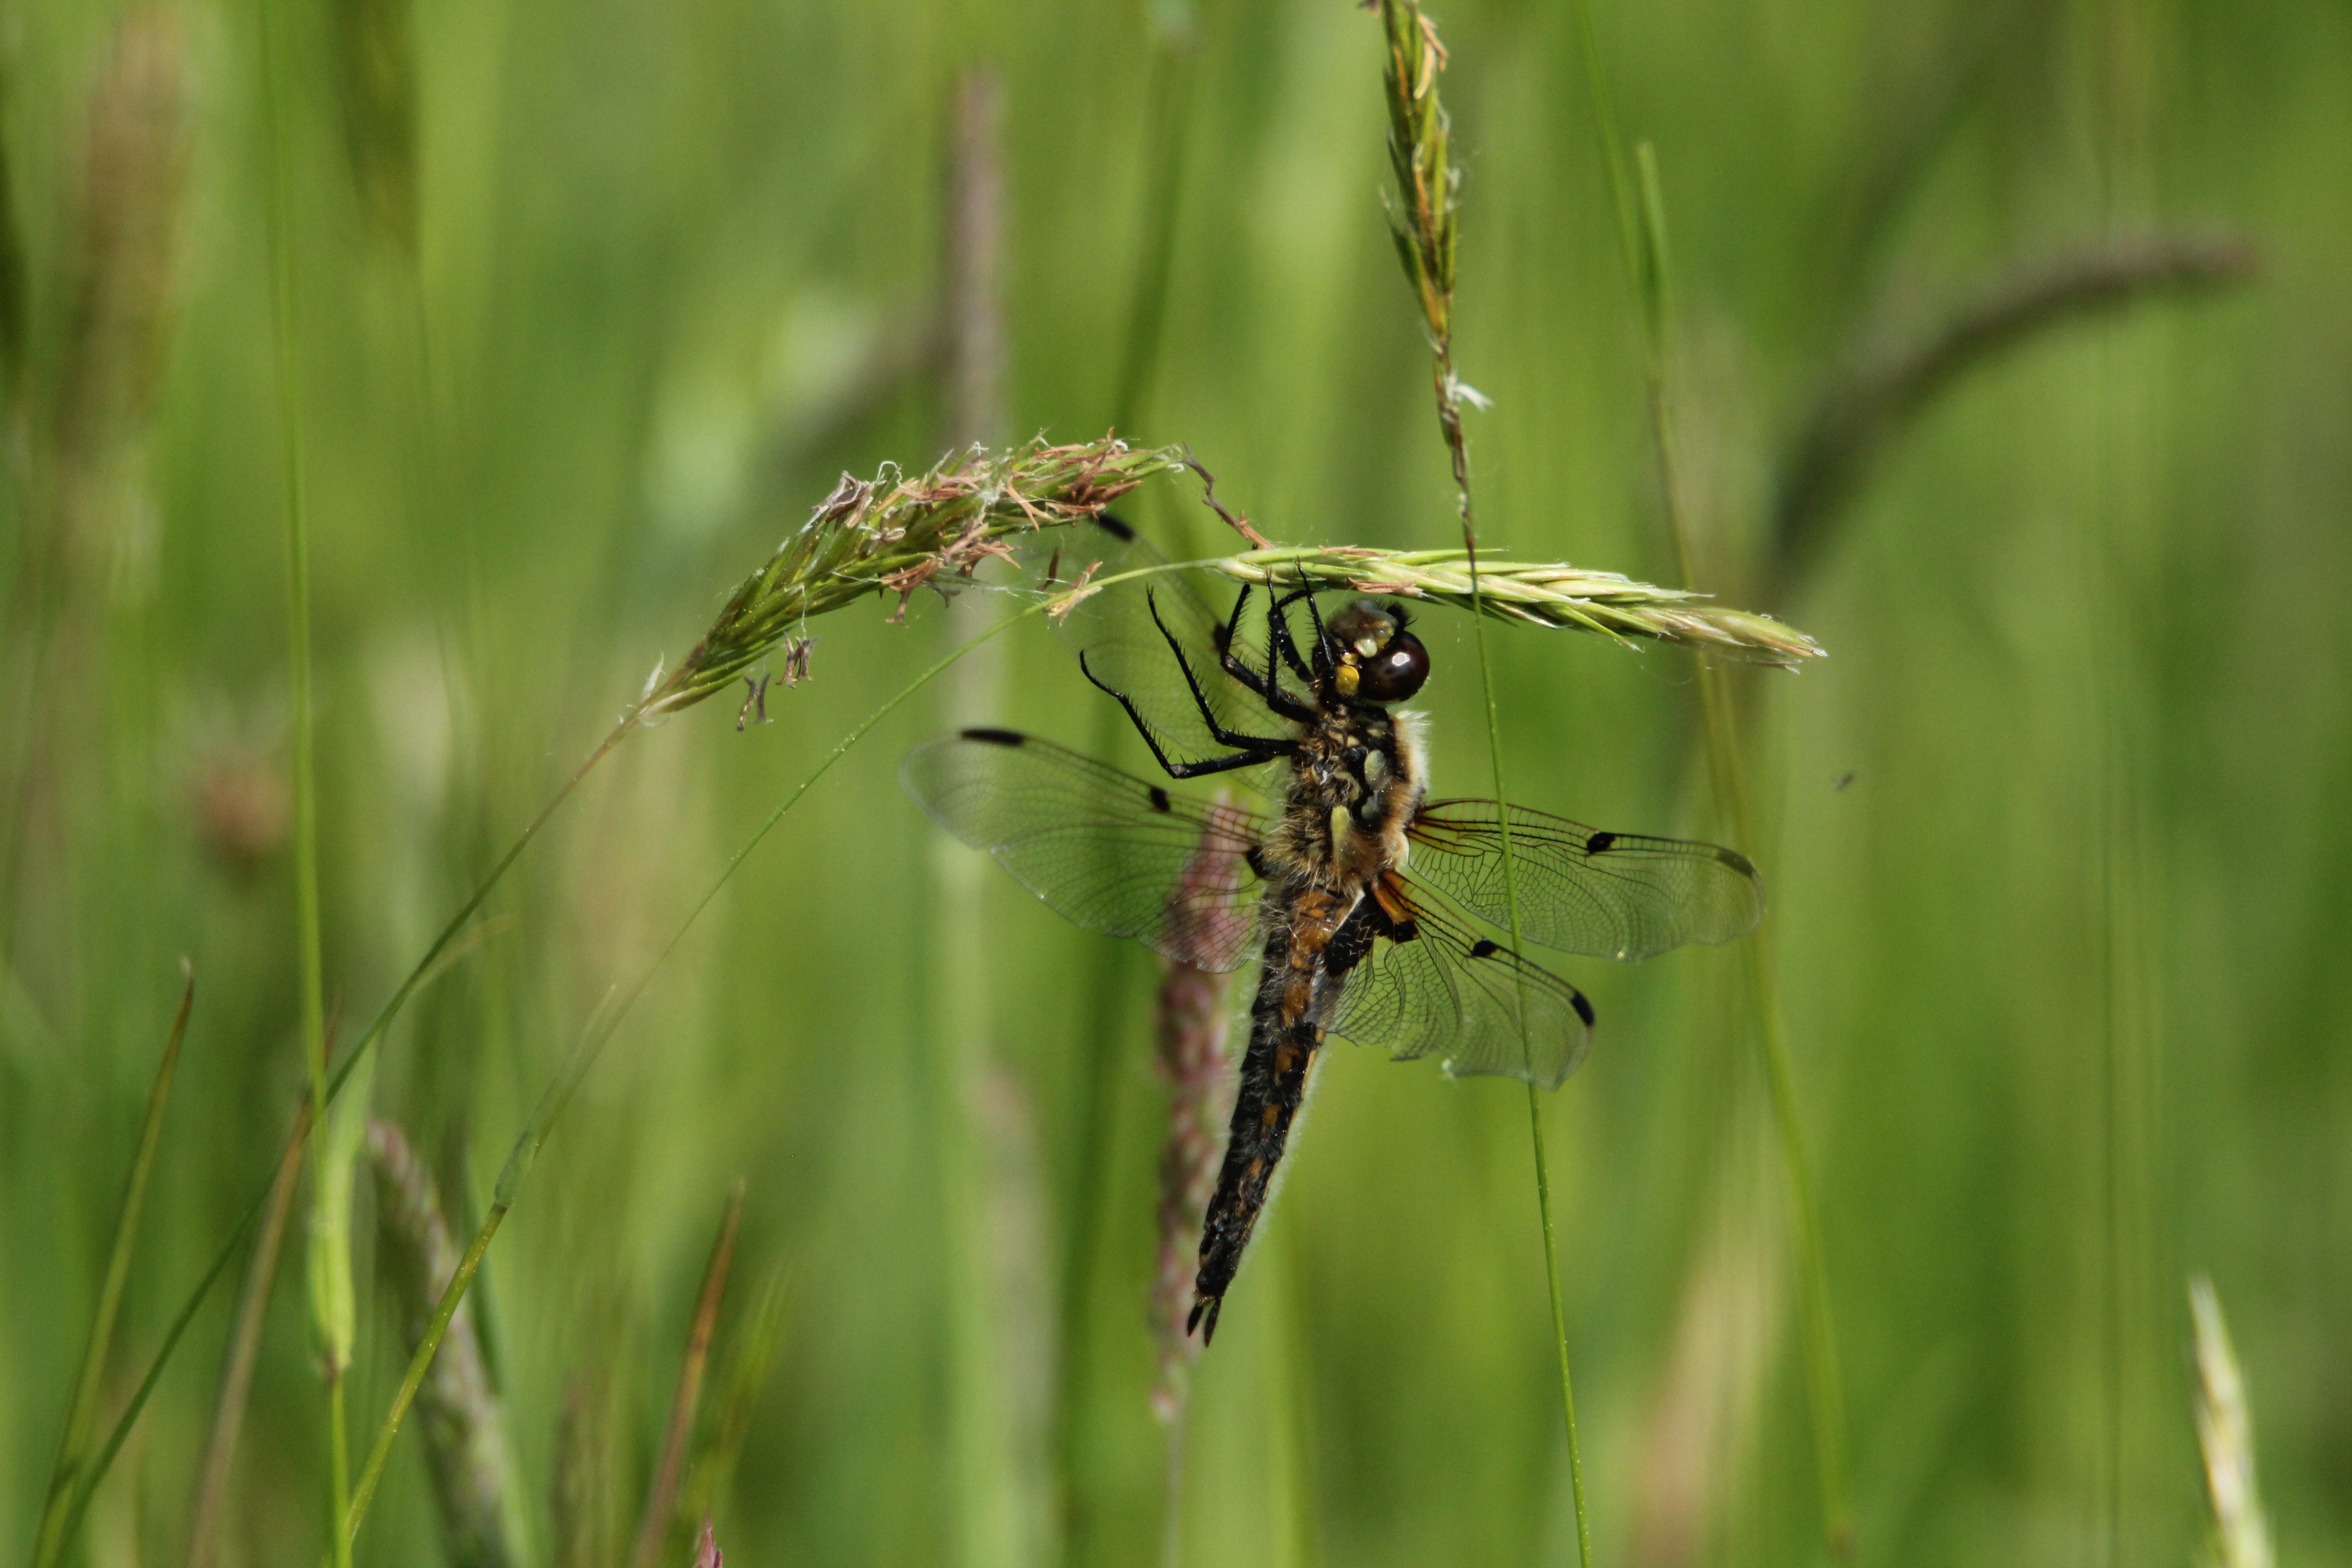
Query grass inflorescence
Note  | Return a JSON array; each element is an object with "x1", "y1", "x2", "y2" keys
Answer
[
  {"x1": 1208, "y1": 546, "x2": 1824, "y2": 666},
  {"x1": 2192, "y1": 1276, "x2": 2275, "y2": 1568},
  {"x1": 639, "y1": 437, "x2": 1184, "y2": 720}
]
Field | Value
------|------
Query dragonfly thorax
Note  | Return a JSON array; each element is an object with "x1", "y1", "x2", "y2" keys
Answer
[{"x1": 1275, "y1": 703, "x2": 1427, "y2": 891}]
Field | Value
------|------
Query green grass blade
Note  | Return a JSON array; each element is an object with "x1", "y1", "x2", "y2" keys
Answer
[
  {"x1": 29, "y1": 967, "x2": 196, "y2": 1568},
  {"x1": 1628, "y1": 137, "x2": 1854, "y2": 1558},
  {"x1": 1369, "y1": 4, "x2": 1593, "y2": 1560},
  {"x1": 627, "y1": 1183, "x2": 745, "y2": 1568},
  {"x1": 250, "y1": 0, "x2": 346, "y2": 1546},
  {"x1": 338, "y1": 584, "x2": 1082, "y2": 1551},
  {"x1": 183, "y1": 1098, "x2": 312, "y2": 1568}
]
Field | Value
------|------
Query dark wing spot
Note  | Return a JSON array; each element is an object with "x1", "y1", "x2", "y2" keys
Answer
[
  {"x1": 1468, "y1": 938, "x2": 1501, "y2": 959},
  {"x1": 1148, "y1": 785, "x2": 1172, "y2": 813},
  {"x1": 1390, "y1": 917, "x2": 1420, "y2": 944},
  {"x1": 962, "y1": 727, "x2": 1027, "y2": 747},
  {"x1": 1715, "y1": 844, "x2": 1759, "y2": 877},
  {"x1": 1096, "y1": 512, "x2": 1137, "y2": 542},
  {"x1": 1585, "y1": 830, "x2": 1617, "y2": 856},
  {"x1": 1571, "y1": 989, "x2": 1597, "y2": 1027}
]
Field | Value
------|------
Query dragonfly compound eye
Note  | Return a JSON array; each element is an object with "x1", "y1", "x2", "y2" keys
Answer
[{"x1": 1354, "y1": 630, "x2": 1429, "y2": 702}]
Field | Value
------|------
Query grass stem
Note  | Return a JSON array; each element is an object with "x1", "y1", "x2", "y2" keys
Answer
[
  {"x1": 1067, "y1": 26, "x2": 1196, "y2": 1559},
  {"x1": 1617, "y1": 129, "x2": 1854, "y2": 1557},
  {"x1": 183, "y1": 1098, "x2": 312, "y2": 1568},
  {"x1": 1371, "y1": 3, "x2": 1594, "y2": 1557},
  {"x1": 27, "y1": 970, "x2": 195, "y2": 1568},
  {"x1": 628, "y1": 1184, "x2": 745, "y2": 1568},
  {"x1": 59, "y1": 442, "x2": 1166, "y2": 1534},
  {"x1": 335, "y1": 564, "x2": 1198, "y2": 1549},
  {"x1": 249, "y1": 0, "x2": 347, "y2": 1549}
]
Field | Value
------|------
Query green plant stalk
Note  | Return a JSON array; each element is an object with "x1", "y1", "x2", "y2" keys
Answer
[
  {"x1": 1468, "y1": 552, "x2": 1593, "y2": 1568},
  {"x1": 250, "y1": 0, "x2": 346, "y2": 1550},
  {"x1": 58, "y1": 445, "x2": 1162, "y2": 1538},
  {"x1": 1457, "y1": 546, "x2": 1591, "y2": 1568},
  {"x1": 1371, "y1": 1, "x2": 1593, "y2": 1558},
  {"x1": 1065, "y1": 40, "x2": 1194, "y2": 1549},
  {"x1": 1626, "y1": 142, "x2": 1852, "y2": 1556},
  {"x1": 309, "y1": 1059, "x2": 374, "y2": 1568},
  {"x1": 27, "y1": 972, "x2": 195, "y2": 1568},
  {"x1": 184, "y1": 1098, "x2": 312, "y2": 1568},
  {"x1": 337, "y1": 562, "x2": 1203, "y2": 1548},
  {"x1": 1207, "y1": 547, "x2": 1821, "y2": 664},
  {"x1": 48, "y1": 715, "x2": 626, "y2": 1564},
  {"x1": 627, "y1": 1184, "x2": 744, "y2": 1568}
]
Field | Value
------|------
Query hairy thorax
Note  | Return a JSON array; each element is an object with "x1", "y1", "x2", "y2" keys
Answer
[{"x1": 1263, "y1": 703, "x2": 1428, "y2": 895}]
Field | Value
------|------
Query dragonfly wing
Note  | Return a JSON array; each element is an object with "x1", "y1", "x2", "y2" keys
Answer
[
  {"x1": 1020, "y1": 517, "x2": 1298, "y2": 770},
  {"x1": 1406, "y1": 800, "x2": 1763, "y2": 960},
  {"x1": 901, "y1": 729, "x2": 1264, "y2": 971},
  {"x1": 1325, "y1": 880, "x2": 1594, "y2": 1090}
]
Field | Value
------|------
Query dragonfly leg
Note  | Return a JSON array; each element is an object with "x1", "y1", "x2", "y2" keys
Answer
[
  {"x1": 1213, "y1": 584, "x2": 1319, "y2": 722},
  {"x1": 1298, "y1": 583, "x2": 1336, "y2": 691},
  {"x1": 1079, "y1": 651, "x2": 1293, "y2": 779},
  {"x1": 1147, "y1": 591, "x2": 1308, "y2": 746},
  {"x1": 1265, "y1": 585, "x2": 1322, "y2": 689}
]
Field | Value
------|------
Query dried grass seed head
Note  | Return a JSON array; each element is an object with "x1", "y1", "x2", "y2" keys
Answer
[{"x1": 640, "y1": 436, "x2": 1184, "y2": 718}]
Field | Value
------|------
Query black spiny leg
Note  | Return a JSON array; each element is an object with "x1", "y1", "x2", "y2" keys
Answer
[
  {"x1": 1299, "y1": 588, "x2": 1337, "y2": 699},
  {"x1": 1266, "y1": 587, "x2": 1321, "y2": 688},
  {"x1": 1145, "y1": 592, "x2": 1302, "y2": 750},
  {"x1": 1214, "y1": 584, "x2": 1318, "y2": 722},
  {"x1": 1079, "y1": 652, "x2": 1291, "y2": 780}
]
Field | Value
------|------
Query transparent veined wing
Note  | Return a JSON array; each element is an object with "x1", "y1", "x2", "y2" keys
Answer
[
  {"x1": 1019, "y1": 516, "x2": 1303, "y2": 770},
  {"x1": 1324, "y1": 875, "x2": 1595, "y2": 1090},
  {"x1": 1405, "y1": 800, "x2": 1764, "y2": 961},
  {"x1": 901, "y1": 728, "x2": 1265, "y2": 971}
]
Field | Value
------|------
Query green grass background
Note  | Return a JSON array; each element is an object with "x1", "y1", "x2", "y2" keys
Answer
[{"x1": 3, "y1": 0, "x2": 2347, "y2": 1564}]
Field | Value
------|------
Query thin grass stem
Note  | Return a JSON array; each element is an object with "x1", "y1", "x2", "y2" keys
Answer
[
  {"x1": 337, "y1": 560, "x2": 1208, "y2": 1549},
  {"x1": 1370, "y1": 4, "x2": 1593, "y2": 1558},
  {"x1": 1068, "y1": 25, "x2": 1196, "y2": 1558},
  {"x1": 250, "y1": 0, "x2": 347, "y2": 1548},
  {"x1": 1618, "y1": 134, "x2": 1853, "y2": 1556},
  {"x1": 183, "y1": 1098, "x2": 312, "y2": 1568},
  {"x1": 628, "y1": 1183, "x2": 745, "y2": 1568},
  {"x1": 56, "y1": 726, "x2": 622, "y2": 1561},
  {"x1": 1373, "y1": 6, "x2": 1590, "y2": 1561},
  {"x1": 27, "y1": 970, "x2": 195, "y2": 1568},
  {"x1": 60, "y1": 439, "x2": 1165, "y2": 1532}
]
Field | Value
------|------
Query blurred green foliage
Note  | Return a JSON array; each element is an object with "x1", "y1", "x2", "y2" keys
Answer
[{"x1": 1, "y1": 0, "x2": 2344, "y2": 1565}]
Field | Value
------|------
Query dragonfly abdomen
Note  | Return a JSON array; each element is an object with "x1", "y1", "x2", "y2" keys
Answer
[{"x1": 1189, "y1": 881, "x2": 1357, "y2": 1343}]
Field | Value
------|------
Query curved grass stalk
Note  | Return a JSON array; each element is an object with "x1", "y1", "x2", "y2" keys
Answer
[
  {"x1": 43, "y1": 442, "x2": 1168, "y2": 1557},
  {"x1": 336, "y1": 560, "x2": 1209, "y2": 1550},
  {"x1": 45, "y1": 718, "x2": 628, "y2": 1568},
  {"x1": 26, "y1": 973, "x2": 194, "y2": 1568},
  {"x1": 1558, "y1": 9, "x2": 1856, "y2": 1531}
]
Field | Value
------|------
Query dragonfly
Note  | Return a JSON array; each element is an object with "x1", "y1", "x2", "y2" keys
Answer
[{"x1": 902, "y1": 518, "x2": 1764, "y2": 1342}]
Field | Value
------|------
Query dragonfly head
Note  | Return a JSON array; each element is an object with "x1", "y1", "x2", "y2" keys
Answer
[{"x1": 1325, "y1": 599, "x2": 1429, "y2": 704}]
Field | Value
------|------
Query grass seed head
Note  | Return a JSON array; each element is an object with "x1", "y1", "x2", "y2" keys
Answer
[
  {"x1": 1208, "y1": 546, "x2": 1826, "y2": 667},
  {"x1": 2191, "y1": 1276, "x2": 2274, "y2": 1568},
  {"x1": 641, "y1": 436, "x2": 1183, "y2": 719}
]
